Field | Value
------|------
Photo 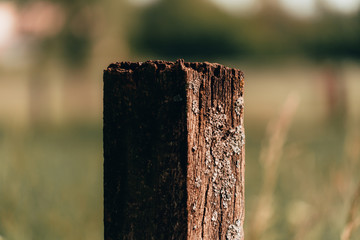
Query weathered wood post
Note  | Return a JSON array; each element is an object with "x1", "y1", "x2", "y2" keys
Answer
[{"x1": 103, "y1": 60, "x2": 245, "y2": 240}]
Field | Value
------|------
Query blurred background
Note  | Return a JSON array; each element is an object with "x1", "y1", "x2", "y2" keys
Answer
[{"x1": 0, "y1": 0, "x2": 360, "y2": 239}]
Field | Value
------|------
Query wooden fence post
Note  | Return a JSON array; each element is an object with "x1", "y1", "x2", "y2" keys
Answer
[{"x1": 103, "y1": 60, "x2": 245, "y2": 240}]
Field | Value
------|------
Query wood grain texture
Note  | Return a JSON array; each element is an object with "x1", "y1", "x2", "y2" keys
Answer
[{"x1": 103, "y1": 60, "x2": 245, "y2": 240}]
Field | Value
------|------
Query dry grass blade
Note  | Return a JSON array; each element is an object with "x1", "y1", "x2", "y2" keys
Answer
[
  {"x1": 248, "y1": 93, "x2": 300, "y2": 240},
  {"x1": 341, "y1": 181, "x2": 360, "y2": 240}
]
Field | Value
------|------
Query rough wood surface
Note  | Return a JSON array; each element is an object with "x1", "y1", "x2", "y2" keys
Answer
[{"x1": 103, "y1": 60, "x2": 245, "y2": 240}]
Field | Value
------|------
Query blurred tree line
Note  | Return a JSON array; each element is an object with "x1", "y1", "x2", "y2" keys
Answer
[
  {"x1": 13, "y1": 0, "x2": 360, "y2": 65},
  {"x1": 130, "y1": 0, "x2": 360, "y2": 61},
  {"x1": 13, "y1": 0, "x2": 99, "y2": 67}
]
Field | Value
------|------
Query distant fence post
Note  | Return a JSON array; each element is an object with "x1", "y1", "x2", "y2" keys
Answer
[{"x1": 103, "y1": 60, "x2": 245, "y2": 240}]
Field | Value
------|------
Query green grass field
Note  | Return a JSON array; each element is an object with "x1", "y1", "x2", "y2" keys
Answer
[
  {"x1": 0, "y1": 125, "x2": 103, "y2": 240},
  {"x1": 0, "y1": 63, "x2": 359, "y2": 240}
]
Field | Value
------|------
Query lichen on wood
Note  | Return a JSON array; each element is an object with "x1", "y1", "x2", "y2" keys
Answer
[
  {"x1": 185, "y1": 61, "x2": 245, "y2": 240},
  {"x1": 104, "y1": 60, "x2": 245, "y2": 240}
]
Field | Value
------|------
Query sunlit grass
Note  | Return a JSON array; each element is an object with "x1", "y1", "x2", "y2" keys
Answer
[
  {"x1": 0, "y1": 125, "x2": 103, "y2": 240},
  {"x1": 245, "y1": 94, "x2": 360, "y2": 240},
  {"x1": 0, "y1": 62, "x2": 359, "y2": 240}
]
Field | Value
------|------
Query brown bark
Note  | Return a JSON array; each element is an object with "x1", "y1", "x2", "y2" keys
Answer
[{"x1": 103, "y1": 60, "x2": 245, "y2": 240}]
